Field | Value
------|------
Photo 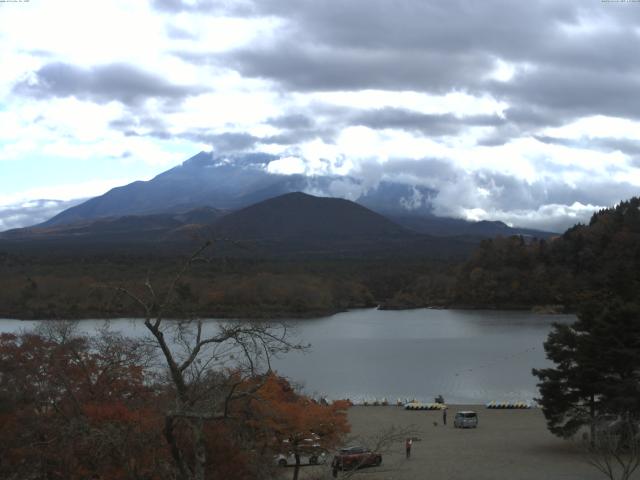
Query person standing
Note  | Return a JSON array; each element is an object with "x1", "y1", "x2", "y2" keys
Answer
[
  {"x1": 405, "y1": 437, "x2": 413, "y2": 459},
  {"x1": 443, "y1": 407, "x2": 448, "y2": 426}
]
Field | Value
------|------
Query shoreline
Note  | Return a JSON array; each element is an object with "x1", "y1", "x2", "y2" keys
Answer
[{"x1": 0, "y1": 303, "x2": 571, "y2": 322}]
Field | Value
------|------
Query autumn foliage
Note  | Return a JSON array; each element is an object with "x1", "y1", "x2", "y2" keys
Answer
[
  {"x1": 248, "y1": 374, "x2": 350, "y2": 480},
  {"x1": 0, "y1": 329, "x2": 164, "y2": 480},
  {"x1": 0, "y1": 328, "x2": 350, "y2": 480}
]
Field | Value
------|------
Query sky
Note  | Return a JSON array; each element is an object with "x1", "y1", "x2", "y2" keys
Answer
[{"x1": 1, "y1": 0, "x2": 640, "y2": 232}]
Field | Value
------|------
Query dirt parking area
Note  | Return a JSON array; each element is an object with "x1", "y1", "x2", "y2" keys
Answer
[{"x1": 285, "y1": 405, "x2": 639, "y2": 480}]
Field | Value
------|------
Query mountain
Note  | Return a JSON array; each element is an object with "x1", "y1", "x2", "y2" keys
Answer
[
  {"x1": 211, "y1": 192, "x2": 406, "y2": 240},
  {"x1": 1, "y1": 192, "x2": 480, "y2": 259},
  {"x1": 36, "y1": 151, "x2": 554, "y2": 239},
  {"x1": 389, "y1": 214, "x2": 556, "y2": 239},
  {"x1": 206, "y1": 192, "x2": 477, "y2": 258},
  {"x1": 1, "y1": 207, "x2": 225, "y2": 244},
  {"x1": 40, "y1": 152, "x2": 285, "y2": 226},
  {"x1": 33, "y1": 151, "x2": 435, "y2": 228}
]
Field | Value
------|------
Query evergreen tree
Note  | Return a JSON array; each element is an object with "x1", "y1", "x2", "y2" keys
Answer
[{"x1": 533, "y1": 300, "x2": 640, "y2": 439}]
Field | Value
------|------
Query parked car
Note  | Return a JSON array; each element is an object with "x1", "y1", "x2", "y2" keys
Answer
[
  {"x1": 274, "y1": 451, "x2": 326, "y2": 467},
  {"x1": 274, "y1": 436, "x2": 326, "y2": 467},
  {"x1": 454, "y1": 410, "x2": 478, "y2": 428},
  {"x1": 331, "y1": 446, "x2": 382, "y2": 470}
]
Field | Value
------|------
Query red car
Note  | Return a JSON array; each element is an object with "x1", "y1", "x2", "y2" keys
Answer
[{"x1": 331, "y1": 446, "x2": 382, "y2": 470}]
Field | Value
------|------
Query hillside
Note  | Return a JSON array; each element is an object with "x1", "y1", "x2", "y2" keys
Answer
[
  {"x1": 445, "y1": 197, "x2": 640, "y2": 309},
  {"x1": 389, "y1": 214, "x2": 555, "y2": 239},
  {"x1": 1, "y1": 207, "x2": 225, "y2": 245},
  {"x1": 0, "y1": 192, "x2": 480, "y2": 260},
  {"x1": 212, "y1": 192, "x2": 407, "y2": 240}
]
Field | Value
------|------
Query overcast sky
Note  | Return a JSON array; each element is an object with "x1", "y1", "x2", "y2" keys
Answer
[{"x1": 2, "y1": 0, "x2": 640, "y2": 232}]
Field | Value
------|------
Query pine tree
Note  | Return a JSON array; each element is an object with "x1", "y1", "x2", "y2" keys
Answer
[{"x1": 533, "y1": 300, "x2": 640, "y2": 439}]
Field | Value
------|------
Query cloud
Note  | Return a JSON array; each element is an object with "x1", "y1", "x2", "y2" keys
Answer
[
  {"x1": 165, "y1": 24, "x2": 200, "y2": 40},
  {"x1": 351, "y1": 108, "x2": 505, "y2": 136},
  {"x1": 490, "y1": 65, "x2": 640, "y2": 123},
  {"x1": 221, "y1": 44, "x2": 493, "y2": 93},
  {"x1": 535, "y1": 135, "x2": 640, "y2": 157},
  {"x1": 336, "y1": 155, "x2": 638, "y2": 231},
  {"x1": 150, "y1": 0, "x2": 253, "y2": 15},
  {"x1": 5, "y1": 0, "x2": 640, "y2": 235},
  {"x1": 186, "y1": 131, "x2": 261, "y2": 152},
  {"x1": 267, "y1": 114, "x2": 315, "y2": 130},
  {"x1": 14, "y1": 62, "x2": 208, "y2": 106},
  {"x1": 178, "y1": 0, "x2": 640, "y2": 131},
  {"x1": 0, "y1": 199, "x2": 85, "y2": 232}
]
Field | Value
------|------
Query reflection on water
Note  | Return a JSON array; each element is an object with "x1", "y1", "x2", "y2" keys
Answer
[
  {"x1": 0, "y1": 308, "x2": 574, "y2": 404},
  {"x1": 272, "y1": 309, "x2": 574, "y2": 404}
]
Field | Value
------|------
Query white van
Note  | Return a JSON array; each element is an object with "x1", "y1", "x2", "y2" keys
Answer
[{"x1": 453, "y1": 411, "x2": 478, "y2": 428}]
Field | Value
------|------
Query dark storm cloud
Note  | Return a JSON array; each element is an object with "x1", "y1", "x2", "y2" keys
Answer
[{"x1": 14, "y1": 63, "x2": 207, "y2": 106}]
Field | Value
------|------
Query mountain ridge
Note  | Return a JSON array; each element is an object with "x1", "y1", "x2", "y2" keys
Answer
[{"x1": 31, "y1": 151, "x2": 555, "y2": 239}]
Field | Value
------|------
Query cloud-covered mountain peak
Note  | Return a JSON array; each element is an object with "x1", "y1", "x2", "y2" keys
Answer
[{"x1": 180, "y1": 151, "x2": 277, "y2": 170}]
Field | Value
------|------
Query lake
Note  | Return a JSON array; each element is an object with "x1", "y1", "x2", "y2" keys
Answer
[{"x1": 0, "y1": 308, "x2": 574, "y2": 404}]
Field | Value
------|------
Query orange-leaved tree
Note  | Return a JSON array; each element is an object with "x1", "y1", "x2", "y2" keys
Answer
[
  {"x1": 244, "y1": 373, "x2": 350, "y2": 480},
  {"x1": 0, "y1": 327, "x2": 166, "y2": 480}
]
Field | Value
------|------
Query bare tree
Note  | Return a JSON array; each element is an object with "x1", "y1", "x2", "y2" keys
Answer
[
  {"x1": 114, "y1": 243, "x2": 304, "y2": 480},
  {"x1": 583, "y1": 415, "x2": 640, "y2": 480}
]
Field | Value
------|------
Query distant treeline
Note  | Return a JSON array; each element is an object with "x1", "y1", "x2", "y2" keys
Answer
[
  {"x1": 366, "y1": 197, "x2": 640, "y2": 311},
  {"x1": 0, "y1": 252, "x2": 452, "y2": 319},
  {"x1": 445, "y1": 197, "x2": 639, "y2": 310},
  {"x1": 3, "y1": 197, "x2": 639, "y2": 319}
]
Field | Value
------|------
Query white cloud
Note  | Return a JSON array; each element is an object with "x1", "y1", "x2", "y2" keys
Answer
[
  {"x1": 266, "y1": 156, "x2": 307, "y2": 174},
  {"x1": 2, "y1": 0, "x2": 640, "y2": 233},
  {"x1": 0, "y1": 178, "x2": 135, "y2": 207}
]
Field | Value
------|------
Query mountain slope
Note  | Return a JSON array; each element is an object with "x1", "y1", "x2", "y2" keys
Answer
[
  {"x1": 389, "y1": 214, "x2": 556, "y2": 239},
  {"x1": 35, "y1": 151, "x2": 554, "y2": 239},
  {"x1": 212, "y1": 192, "x2": 407, "y2": 240},
  {"x1": 2, "y1": 207, "x2": 225, "y2": 243},
  {"x1": 0, "y1": 192, "x2": 480, "y2": 259},
  {"x1": 34, "y1": 151, "x2": 437, "y2": 229},
  {"x1": 40, "y1": 152, "x2": 284, "y2": 226}
]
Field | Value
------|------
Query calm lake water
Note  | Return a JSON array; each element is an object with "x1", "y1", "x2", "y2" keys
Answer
[{"x1": 0, "y1": 308, "x2": 574, "y2": 404}]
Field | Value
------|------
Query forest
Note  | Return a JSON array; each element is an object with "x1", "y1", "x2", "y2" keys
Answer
[{"x1": 2, "y1": 197, "x2": 639, "y2": 319}]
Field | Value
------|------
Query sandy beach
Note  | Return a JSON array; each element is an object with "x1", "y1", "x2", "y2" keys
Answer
[{"x1": 285, "y1": 405, "x2": 639, "y2": 480}]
